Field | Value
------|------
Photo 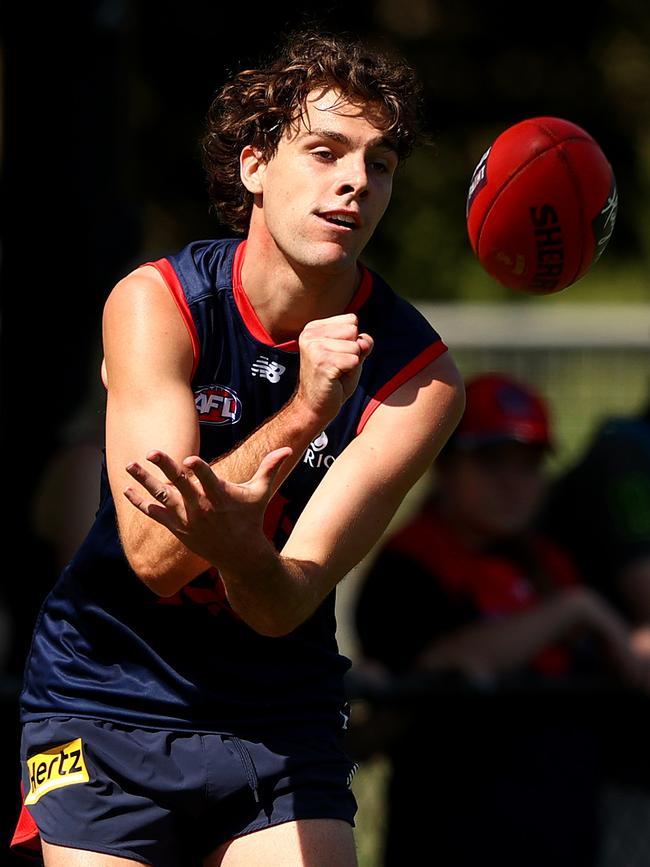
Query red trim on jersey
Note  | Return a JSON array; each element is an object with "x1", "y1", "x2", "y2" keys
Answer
[
  {"x1": 356, "y1": 340, "x2": 448, "y2": 435},
  {"x1": 141, "y1": 259, "x2": 201, "y2": 382},
  {"x1": 232, "y1": 240, "x2": 374, "y2": 353},
  {"x1": 347, "y1": 265, "x2": 372, "y2": 313}
]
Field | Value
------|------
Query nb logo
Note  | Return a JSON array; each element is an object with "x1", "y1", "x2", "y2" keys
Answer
[{"x1": 251, "y1": 356, "x2": 286, "y2": 383}]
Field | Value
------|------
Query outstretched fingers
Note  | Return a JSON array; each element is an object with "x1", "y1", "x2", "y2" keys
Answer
[
  {"x1": 123, "y1": 450, "x2": 201, "y2": 519},
  {"x1": 183, "y1": 447, "x2": 293, "y2": 505},
  {"x1": 147, "y1": 450, "x2": 201, "y2": 501},
  {"x1": 246, "y1": 447, "x2": 294, "y2": 499},
  {"x1": 181, "y1": 455, "x2": 232, "y2": 500},
  {"x1": 122, "y1": 483, "x2": 182, "y2": 532}
]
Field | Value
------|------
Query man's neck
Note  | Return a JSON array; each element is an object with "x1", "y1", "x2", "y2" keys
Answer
[{"x1": 240, "y1": 233, "x2": 360, "y2": 344}]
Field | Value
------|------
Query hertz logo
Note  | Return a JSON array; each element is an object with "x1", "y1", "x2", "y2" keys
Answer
[{"x1": 25, "y1": 738, "x2": 89, "y2": 805}]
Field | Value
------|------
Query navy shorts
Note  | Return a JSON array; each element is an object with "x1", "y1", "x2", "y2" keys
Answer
[{"x1": 18, "y1": 716, "x2": 358, "y2": 866}]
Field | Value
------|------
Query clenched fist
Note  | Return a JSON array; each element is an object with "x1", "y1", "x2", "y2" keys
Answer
[{"x1": 296, "y1": 313, "x2": 373, "y2": 424}]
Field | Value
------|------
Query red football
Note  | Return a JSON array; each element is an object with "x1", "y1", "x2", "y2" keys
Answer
[{"x1": 466, "y1": 117, "x2": 617, "y2": 294}]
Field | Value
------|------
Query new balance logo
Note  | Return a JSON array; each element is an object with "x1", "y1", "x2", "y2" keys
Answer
[{"x1": 251, "y1": 356, "x2": 286, "y2": 383}]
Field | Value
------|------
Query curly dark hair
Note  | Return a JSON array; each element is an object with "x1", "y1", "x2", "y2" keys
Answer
[{"x1": 201, "y1": 30, "x2": 424, "y2": 234}]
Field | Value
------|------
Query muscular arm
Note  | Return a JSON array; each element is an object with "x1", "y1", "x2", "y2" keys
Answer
[
  {"x1": 103, "y1": 267, "x2": 207, "y2": 589},
  {"x1": 125, "y1": 339, "x2": 463, "y2": 633},
  {"x1": 104, "y1": 266, "x2": 371, "y2": 596},
  {"x1": 214, "y1": 352, "x2": 465, "y2": 635}
]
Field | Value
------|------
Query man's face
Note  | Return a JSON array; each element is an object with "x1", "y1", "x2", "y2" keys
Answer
[{"x1": 244, "y1": 88, "x2": 399, "y2": 274}]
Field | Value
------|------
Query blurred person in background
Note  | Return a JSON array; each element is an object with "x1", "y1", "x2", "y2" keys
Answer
[
  {"x1": 352, "y1": 372, "x2": 650, "y2": 867},
  {"x1": 543, "y1": 388, "x2": 650, "y2": 648},
  {"x1": 542, "y1": 387, "x2": 650, "y2": 863}
]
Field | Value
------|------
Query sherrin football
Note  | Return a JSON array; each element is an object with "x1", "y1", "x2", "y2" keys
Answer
[{"x1": 466, "y1": 116, "x2": 618, "y2": 294}]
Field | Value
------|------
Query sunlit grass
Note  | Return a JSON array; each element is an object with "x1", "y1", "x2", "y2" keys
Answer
[{"x1": 352, "y1": 755, "x2": 390, "y2": 867}]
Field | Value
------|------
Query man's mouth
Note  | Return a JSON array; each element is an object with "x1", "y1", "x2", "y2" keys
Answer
[{"x1": 318, "y1": 211, "x2": 360, "y2": 230}]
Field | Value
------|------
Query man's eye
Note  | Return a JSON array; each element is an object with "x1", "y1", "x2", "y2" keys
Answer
[
  {"x1": 313, "y1": 150, "x2": 335, "y2": 161},
  {"x1": 371, "y1": 161, "x2": 388, "y2": 173}
]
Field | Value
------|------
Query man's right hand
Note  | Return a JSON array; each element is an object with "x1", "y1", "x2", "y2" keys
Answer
[{"x1": 295, "y1": 313, "x2": 373, "y2": 424}]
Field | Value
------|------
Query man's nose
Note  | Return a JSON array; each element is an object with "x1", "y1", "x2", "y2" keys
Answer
[{"x1": 335, "y1": 158, "x2": 369, "y2": 198}]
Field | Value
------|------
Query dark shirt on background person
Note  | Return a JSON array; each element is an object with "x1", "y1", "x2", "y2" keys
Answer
[
  {"x1": 542, "y1": 402, "x2": 650, "y2": 800},
  {"x1": 543, "y1": 406, "x2": 650, "y2": 625}
]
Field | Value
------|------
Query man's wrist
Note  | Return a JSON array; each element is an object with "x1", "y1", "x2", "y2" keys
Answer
[
  {"x1": 218, "y1": 523, "x2": 277, "y2": 578},
  {"x1": 290, "y1": 387, "x2": 336, "y2": 434},
  {"x1": 219, "y1": 536, "x2": 301, "y2": 636}
]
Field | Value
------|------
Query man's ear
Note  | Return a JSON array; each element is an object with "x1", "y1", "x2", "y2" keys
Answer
[{"x1": 240, "y1": 145, "x2": 266, "y2": 194}]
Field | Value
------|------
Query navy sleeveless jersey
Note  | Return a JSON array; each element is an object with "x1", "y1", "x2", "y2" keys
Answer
[{"x1": 20, "y1": 238, "x2": 447, "y2": 736}]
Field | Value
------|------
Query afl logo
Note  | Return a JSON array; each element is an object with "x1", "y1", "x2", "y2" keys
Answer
[{"x1": 195, "y1": 384, "x2": 242, "y2": 426}]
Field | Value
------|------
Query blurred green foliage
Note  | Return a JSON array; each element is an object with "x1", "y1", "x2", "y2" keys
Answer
[{"x1": 359, "y1": 0, "x2": 650, "y2": 301}]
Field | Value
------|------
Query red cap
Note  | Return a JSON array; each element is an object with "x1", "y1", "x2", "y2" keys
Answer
[{"x1": 454, "y1": 373, "x2": 553, "y2": 449}]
